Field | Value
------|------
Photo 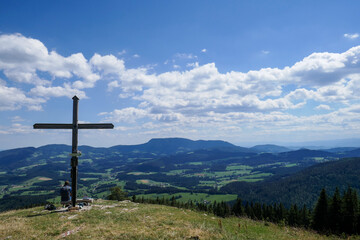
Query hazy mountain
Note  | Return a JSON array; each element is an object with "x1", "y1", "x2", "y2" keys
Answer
[
  {"x1": 250, "y1": 144, "x2": 290, "y2": 153},
  {"x1": 109, "y1": 137, "x2": 249, "y2": 155},
  {"x1": 322, "y1": 147, "x2": 358, "y2": 153}
]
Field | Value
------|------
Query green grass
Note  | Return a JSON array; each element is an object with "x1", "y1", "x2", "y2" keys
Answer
[
  {"x1": 166, "y1": 169, "x2": 189, "y2": 175},
  {"x1": 0, "y1": 200, "x2": 347, "y2": 240},
  {"x1": 79, "y1": 159, "x2": 93, "y2": 164},
  {"x1": 15, "y1": 163, "x2": 47, "y2": 172},
  {"x1": 127, "y1": 172, "x2": 156, "y2": 175},
  {"x1": 19, "y1": 190, "x2": 55, "y2": 196},
  {"x1": 80, "y1": 178, "x2": 99, "y2": 181},
  {"x1": 137, "y1": 192, "x2": 238, "y2": 204},
  {"x1": 237, "y1": 172, "x2": 273, "y2": 182},
  {"x1": 188, "y1": 162, "x2": 203, "y2": 165},
  {"x1": 136, "y1": 179, "x2": 170, "y2": 187},
  {"x1": 284, "y1": 163, "x2": 299, "y2": 168},
  {"x1": 226, "y1": 165, "x2": 253, "y2": 171}
]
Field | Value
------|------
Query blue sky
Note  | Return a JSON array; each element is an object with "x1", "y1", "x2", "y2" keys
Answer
[{"x1": 1, "y1": 0, "x2": 360, "y2": 149}]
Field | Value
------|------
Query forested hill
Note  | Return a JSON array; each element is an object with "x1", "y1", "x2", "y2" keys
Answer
[
  {"x1": 109, "y1": 137, "x2": 249, "y2": 154},
  {"x1": 1, "y1": 137, "x2": 360, "y2": 212},
  {"x1": 221, "y1": 157, "x2": 360, "y2": 208}
]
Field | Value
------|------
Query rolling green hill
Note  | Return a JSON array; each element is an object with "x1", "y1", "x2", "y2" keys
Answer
[
  {"x1": 1, "y1": 138, "x2": 360, "y2": 212},
  {"x1": 221, "y1": 157, "x2": 360, "y2": 208},
  {"x1": 0, "y1": 200, "x2": 345, "y2": 240}
]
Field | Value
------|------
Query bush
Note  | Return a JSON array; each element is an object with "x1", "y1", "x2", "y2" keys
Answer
[{"x1": 107, "y1": 186, "x2": 128, "y2": 201}]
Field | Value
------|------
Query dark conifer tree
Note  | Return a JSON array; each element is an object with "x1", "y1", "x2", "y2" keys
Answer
[
  {"x1": 243, "y1": 201, "x2": 255, "y2": 219},
  {"x1": 300, "y1": 204, "x2": 311, "y2": 228},
  {"x1": 312, "y1": 188, "x2": 329, "y2": 232},
  {"x1": 253, "y1": 202, "x2": 263, "y2": 220},
  {"x1": 170, "y1": 196, "x2": 176, "y2": 206},
  {"x1": 342, "y1": 187, "x2": 358, "y2": 234},
  {"x1": 328, "y1": 187, "x2": 342, "y2": 233},
  {"x1": 276, "y1": 203, "x2": 286, "y2": 223},
  {"x1": 288, "y1": 204, "x2": 300, "y2": 226},
  {"x1": 232, "y1": 198, "x2": 244, "y2": 217}
]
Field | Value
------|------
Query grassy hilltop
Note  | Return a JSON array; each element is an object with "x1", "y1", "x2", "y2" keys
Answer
[{"x1": 0, "y1": 200, "x2": 350, "y2": 240}]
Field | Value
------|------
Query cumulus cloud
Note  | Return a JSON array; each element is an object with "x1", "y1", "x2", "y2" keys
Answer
[
  {"x1": 100, "y1": 107, "x2": 148, "y2": 123},
  {"x1": 186, "y1": 62, "x2": 199, "y2": 68},
  {"x1": 201, "y1": 49, "x2": 207, "y2": 53},
  {"x1": 0, "y1": 34, "x2": 99, "y2": 86},
  {"x1": 11, "y1": 116, "x2": 24, "y2": 122},
  {"x1": 2, "y1": 33, "x2": 360, "y2": 142},
  {"x1": 118, "y1": 50, "x2": 127, "y2": 56},
  {"x1": 315, "y1": 104, "x2": 331, "y2": 110},
  {"x1": 29, "y1": 84, "x2": 87, "y2": 99},
  {"x1": 174, "y1": 53, "x2": 198, "y2": 59},
  {"x1": 344, "y1": 33, "x2": 359, "y2": 39},
  {"x1": 0, "y1": 84, "x2": 44, "y2": 111}
]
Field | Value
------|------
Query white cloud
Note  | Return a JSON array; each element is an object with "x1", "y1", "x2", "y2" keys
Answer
[
  {"x1": 0, "y1": 34, "x2": 99, "y2": 86},
  {"x1": 261, "y1": 50, "x2": 270, "y2": 54},
  {"x1": 344, "y1": 33, "x2": 359, "y2": 39},
  {"x1": 29, "y1": 84, "x2": 87, "y2": 99},
  {"x1": 133, "y1": 54, "x2": 140, "y2": 58},
  {"x1": 2, "y1": 32, "x2": 360, "y2": 142},
  {"x1": 0, "y1": 84, "x2": 44, "y2": 111},
  {"x1": 174, "y1": 53, "x2": 198, "y2": 59},
  {"x1": 118, "y1": 50, "x2": 127, "y2": 55},
  {"x1": 186, "y1": 62, "x2": 199, "y2": 68},
  {"x1": 201, "y1": 49, "x2": 207, "y2": 53},
  {"x1": 101, "y1": 107, "x2": 148, "y2": 123},
  {"x1": 315, "y1": 104, "x2": 331, "y2": 110},
  {"x1": 11, "y1": 116, "x2": 24, "y2": 122}
]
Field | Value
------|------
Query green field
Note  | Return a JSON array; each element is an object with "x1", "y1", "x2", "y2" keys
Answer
[{"x1": 137, "y1": 192, "x2": 238, "y2": 203}]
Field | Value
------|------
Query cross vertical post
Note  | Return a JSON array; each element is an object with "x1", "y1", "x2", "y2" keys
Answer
[
  {"x1": 71, "y1": 96, "x2": 79, "y2": 207},
  {"x1": 33, "y1": 96, "x2": 114, "y2": 208}
]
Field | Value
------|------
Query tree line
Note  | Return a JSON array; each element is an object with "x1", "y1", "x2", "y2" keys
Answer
[{"x1": 103, "y1": 185, "x2": 360, "y2": 236}]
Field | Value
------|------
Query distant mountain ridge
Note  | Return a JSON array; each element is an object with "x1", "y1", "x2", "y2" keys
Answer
[
  {"x1": 250, "y1": 144, "x2": 290, "y2": 153},
  {"x1": 2, "y1": 137, "x2": 360, "y2": 154},
  {"x1": 109, "y1": 137, "x2": 248, "y2": 155}
]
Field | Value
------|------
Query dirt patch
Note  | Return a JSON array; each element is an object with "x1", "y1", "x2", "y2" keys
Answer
[
  {"x1": 38, "y1": 177, "x2": 52, "y2": 181},
  {"x1": 139, "y1": 179, "x2": 149, "y2": 184}
]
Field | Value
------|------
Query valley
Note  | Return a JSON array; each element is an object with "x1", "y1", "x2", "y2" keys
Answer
[{"x1": 0, "y1": 138, "x2": 359, "y2": 211}]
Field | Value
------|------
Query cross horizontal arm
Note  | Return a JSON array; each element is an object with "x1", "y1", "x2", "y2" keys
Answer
[
  {"x1": 33, "y1": 123, "x2": 114, "y2": 129},
  {"x1": 33, "y1": 124, "x2": 72, "y2": 129},
  {"x1": 78, "y1": 123, "x2": 114, "y2": 129}
]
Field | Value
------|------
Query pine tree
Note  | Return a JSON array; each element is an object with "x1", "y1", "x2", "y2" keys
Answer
[
  {"x1": 275, "y1": 203, "x2": 286, "y2": 223},
  {"x1": 312, "y1": 188, "x2": 328, "y2": 232},
  {"x1": 342, "y1": 187, "x2": 358, "y2": 234},
  {"x1": 328, "y1": 187, "x2": 342, "y2": 233},
  {"x1": 288, "y1": 204, "x2": 300, "y2": 226},
  {"x1": 232, "y1": 198, "x2": 244, "y2": 217},
  {"x1": 253, "y1": 202, "x2": 263, "y2": 220},
  {"x1": 300, "y1": 204, "x2": 311, "y2": 228}
]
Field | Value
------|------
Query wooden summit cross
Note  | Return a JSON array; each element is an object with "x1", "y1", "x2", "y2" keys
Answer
[{"x1": 33, "y1": 96, "x2": 114, "y2": 207}]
